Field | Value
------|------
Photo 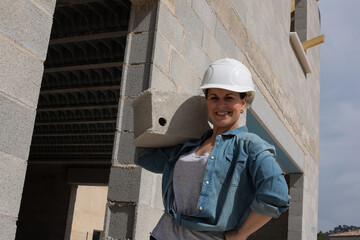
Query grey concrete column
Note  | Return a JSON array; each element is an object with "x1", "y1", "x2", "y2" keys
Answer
[
  {"x1": 104, "y1": 1, "x2": 159, "y2": 239},
  {"x1": 0, "y1": 0, "x2": 56, "y2": 239},
  {"x1": 287, "y1": 174, "x2": 305, "y2": 240}
]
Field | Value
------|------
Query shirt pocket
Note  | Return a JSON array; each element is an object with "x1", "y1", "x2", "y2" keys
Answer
[{"x1": 221, "y1": 152, "x2": 247, "y2": 187}]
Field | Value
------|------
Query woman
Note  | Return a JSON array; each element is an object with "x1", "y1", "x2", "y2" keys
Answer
[{"x1": 137, "y1": 58, "x2": 290, "y2": 240}]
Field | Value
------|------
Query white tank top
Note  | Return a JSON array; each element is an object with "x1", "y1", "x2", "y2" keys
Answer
[{"x1": 151, "y1": 147, "x2": 222, "y2": 240}]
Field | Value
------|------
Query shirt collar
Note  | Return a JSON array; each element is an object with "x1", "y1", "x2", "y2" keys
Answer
[
  {"x1": 199, "y1": 125, "x2": 249, "y2": 142},
  {"x1": 183, "y1": 126, "x2": 248, "y2": 148},
  {"x1": 178, "y1": 126, "x2": 248, "y2": 156},
  {"x1": 221, "y1": 125, "x2": 248, "y2": 136}
]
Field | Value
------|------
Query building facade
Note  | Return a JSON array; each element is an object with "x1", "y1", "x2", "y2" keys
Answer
[
  {"x1": 0, "y1": 0, "x2": 321, "y2": 239},
  {"x1": 329, "y1": 230, "x2": 360, "y2": 240}
]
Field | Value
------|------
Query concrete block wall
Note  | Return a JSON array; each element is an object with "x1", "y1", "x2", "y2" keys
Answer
[
  {"x1": 106, "y1": 0, "x2": 321, "y2": 239},
  {"x1": 104, "y1": 1, "x2": 160, "y2": 239},
  {"x1": 0, "y1": 0, "x2": 55, "y2": 239}
]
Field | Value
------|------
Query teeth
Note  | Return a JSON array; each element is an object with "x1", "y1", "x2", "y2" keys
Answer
[{"x1": 217, "y1": 112, "x2": 229, "y2": 116}]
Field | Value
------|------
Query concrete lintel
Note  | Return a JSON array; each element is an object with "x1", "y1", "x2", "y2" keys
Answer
[{"x1": 251, "y1": 85, "x2": 305, "y2": 173}]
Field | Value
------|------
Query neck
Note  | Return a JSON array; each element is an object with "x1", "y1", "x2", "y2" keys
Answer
[{"x1": 212, "y1": 124, "x2": 239, "y2": 138}]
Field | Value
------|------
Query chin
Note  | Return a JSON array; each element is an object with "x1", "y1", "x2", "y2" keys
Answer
[{"x1": 213, "y1": 121, "x2": 237, "y2": 129}]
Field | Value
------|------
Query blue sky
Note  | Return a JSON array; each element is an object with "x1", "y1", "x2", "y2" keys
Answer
[{"x1": 317, "y1": 0, "x2": 360, "y2": 232}]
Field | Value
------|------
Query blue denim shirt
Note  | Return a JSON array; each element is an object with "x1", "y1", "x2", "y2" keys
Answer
[{"x1": 137, "y1": 126, "x2": 290, "y2": 238}]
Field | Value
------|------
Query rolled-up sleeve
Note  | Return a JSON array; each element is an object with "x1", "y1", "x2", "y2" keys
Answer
[{"x1": 248, "y1": 142, "x2": 291, "y2": 218}]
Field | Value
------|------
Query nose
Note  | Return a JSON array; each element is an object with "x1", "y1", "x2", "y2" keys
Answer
[{"x1": 217, "y1": 99, "x2": 227, "y2": 108}]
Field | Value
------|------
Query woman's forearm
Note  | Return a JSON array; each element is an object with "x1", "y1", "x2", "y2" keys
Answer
[{"x1": 224, "y1": 211, "x2": 271, "y2": 240}]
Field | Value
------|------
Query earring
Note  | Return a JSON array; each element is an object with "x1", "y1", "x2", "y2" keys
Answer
[{"x1": 240, "y1": 110, "x2": 244, "y2": 114}]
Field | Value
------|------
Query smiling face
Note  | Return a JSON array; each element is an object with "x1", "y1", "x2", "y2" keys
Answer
[{"x1": 206, "y1": 88, "x2": 247, "y2": 134}]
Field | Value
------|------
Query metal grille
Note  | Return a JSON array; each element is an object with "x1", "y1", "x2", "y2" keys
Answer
[{"x1": 29, "y1": 0, "x2": 131, "y2": 165}]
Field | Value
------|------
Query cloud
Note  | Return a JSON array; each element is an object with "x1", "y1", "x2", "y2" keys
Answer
[
  {"x1": 319, "y1": 0, "x2": 360, "y2": 104},
  {"x1": 318, "y1": 100, "x2": 360, "y2": 231}
]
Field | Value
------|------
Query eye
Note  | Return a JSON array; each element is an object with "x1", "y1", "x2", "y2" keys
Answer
[{"x1": 209, "y1": 96, "x2": 219, "y2": 100}]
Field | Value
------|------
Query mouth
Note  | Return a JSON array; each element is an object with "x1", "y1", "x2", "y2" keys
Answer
[{"x1": 216, "y1": 111, "x2": 231, "y2": 117}]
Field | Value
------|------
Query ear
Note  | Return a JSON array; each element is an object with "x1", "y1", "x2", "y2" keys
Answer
[{"x1": 240, "y1": 96, "x2": 247, "y2": 110}]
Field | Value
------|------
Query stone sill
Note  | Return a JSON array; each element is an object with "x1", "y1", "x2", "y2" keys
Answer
[{"x1": 290, "y1": 32, "x2": 312, "y2": 74}]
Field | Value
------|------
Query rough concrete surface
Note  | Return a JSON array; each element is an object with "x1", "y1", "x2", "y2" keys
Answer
[
  {"x1": 114, "y1": 131, "x2": 137, "y2": 165},
  {"x1": 0, "y1": 36, "x2": 44, "y2": 109},
  {"x1": 0, "y1": 152, "x2": 27, "y2": 217},
  {"x1": 31, "y1": 0, "x2": 56, "y2": 16},
  {"x1": 0, "y1": 214, "x2": 17, "y2": 240},
  {"x1": 107, "y1": 166, "x2": 142, "y2": 202},
  {"x1": 0, "y1": 94, "x2": 36, "y2": 160},
  {"x1": 133, "y1": 203, "x2": 163, "y2": 240},
  {"x1": 157, "y1": 1, "x2": 184, "y2": 52},
  {"x1": 132, "y1": 89, "x2": 210, "y2": 147},
  {"x1": 0, "y1": 0, "x2": 54, "y2": 60},
  {"x1": 106, "y1": 203, "x2": 136, "y2": 240},
  {"x1": 129, "y1": 1, "x2": 157, "y2": 33}
]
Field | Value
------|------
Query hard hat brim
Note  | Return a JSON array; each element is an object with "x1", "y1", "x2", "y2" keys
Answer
[{"x1": 200, "y1": 84, "x2": 255, "y2": 106}]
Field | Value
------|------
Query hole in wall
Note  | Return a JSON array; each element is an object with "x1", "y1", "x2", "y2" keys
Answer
[{"x1": 158, "y1": 117, "x2": 167, "y2": 126}]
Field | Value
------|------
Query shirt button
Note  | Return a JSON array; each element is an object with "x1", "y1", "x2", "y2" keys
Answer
[
  {"x1": 216, "y1": 143, "x2": 219, "y2": 146},
  {"x1": 199, "y1": 207, "x2": 203, "y2": 211},
  {"x1": 210, "y1": 156, "x2": 214, "y2": 160},
  {"x1": 205, "y1": 181, "x2": 209, "y2": 185}
]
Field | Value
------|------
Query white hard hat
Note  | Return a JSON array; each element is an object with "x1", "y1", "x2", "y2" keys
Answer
[{"x1": 200, "y1": 58, "x2": 255, "y2": 106}]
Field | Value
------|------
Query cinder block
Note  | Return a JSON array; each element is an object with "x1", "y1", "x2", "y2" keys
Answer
[
  {"x1": 128, "y1": 32, "x2": 155, "y2": 64},
  {"x1": 129, "y1": 1, "x2": 157, "y2": 32},
  {"x1": 0, "y1": 37, "x2": 44, "y2": 109},
  {"x1": 138, "y1": 169, "x2": 163, "y2": 210},
  {"x1": 201, "y1": 28, "x2": 227, "y2": 61},
  {"x1": 153, "y1": 174, "x2": 163, "y2": 210},
  {"x1": 0, "y1": 0, "x2": 53, "y2": 60},
  {"x1": 0, "y1": 153, "x2": 27, "y2": 217},
  {"x1": 138, "y1": 168, "x2": 157, "y2": 206},
  {"x1": 0, "y1": 215, "x2": 17, "y2": 240},
  {"x1": 214, "y1": 19, "x2": 240, "y2": 59},
  {"x1": 150, "y1": 65, "x2": 177, "y2": 92},
  {"x1": 113, "y1": 131, "x2": 136, "y2": 165},
  {"x1": 121, "y1": 63, "x2": 151, "y2": 96},
  {"x1": 117, "y1": 97, "x2": 135, "y2": 131},
  {"x1": 294, "y1": 1, "x2": 307, "y2": 42},
  {"x1": 152, "y1": 32, "x2": 170, "y2": 73},
  {"x1": 191, "y1": 0, "x2": 216, "y2": 34},
  {"x1": 132, "y1": 89, "x2": 210, "y2": 148},
  {"x1": 206, "y1": 0, "x2": 232, "y2": 31},
  {"x1": 175, "y1": 0, "x2": 204, "y2": 45},
  {"x1": 32, "y1": 0, "x2": 56, "y2": 16},
  {"x1": 133, "y1": 203, "x2": 164, "y2": 240},
  {"x1": 0, "y1": 95, "x2": 36, "y2": 160},
  {"x1": 157, "y1": 1, "x2": 184, "y2": 52},
  {"x1": 106, "y1": 203, "x2": 136, "y2": 239},
  {"x1": 107, "y1": 166, "x2": 142, "y2": 202},
  {"x1": 170, "y1": 50, "x2": 202, "y2": 95},
  {"x1": 183, "y1": 34, "x2": 211, "y2": 78}
]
